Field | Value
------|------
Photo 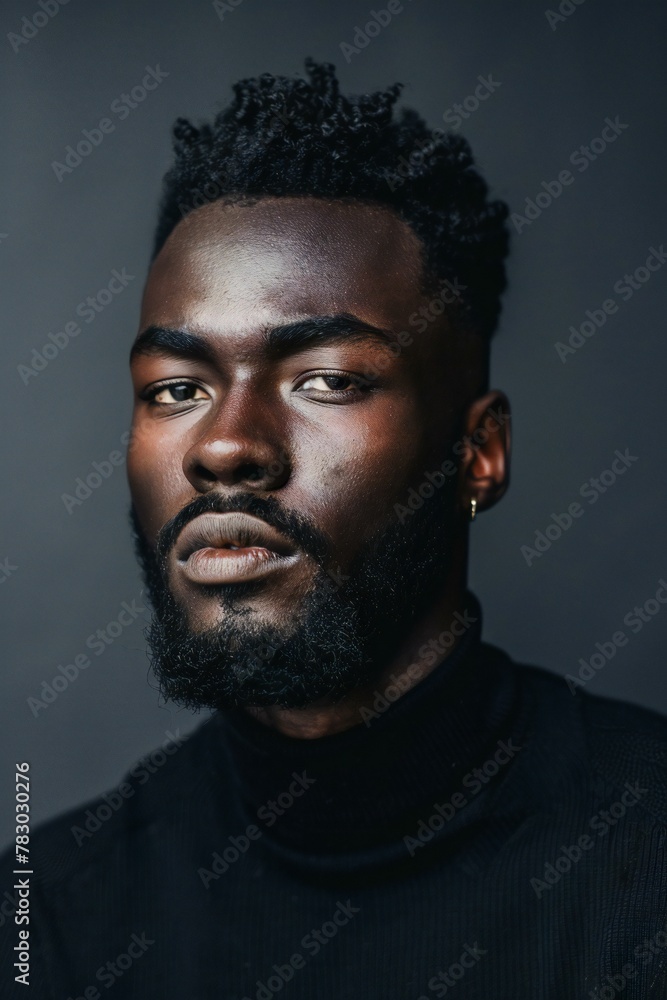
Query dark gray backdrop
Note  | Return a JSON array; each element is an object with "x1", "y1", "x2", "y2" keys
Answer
[{"x1": 2, "y1": 0, "x2": 666, "y2": 850}]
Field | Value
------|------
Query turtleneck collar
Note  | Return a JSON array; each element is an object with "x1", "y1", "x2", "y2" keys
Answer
[{"x1": 213, "y1": 592, "x2": 527, "y2": 876}]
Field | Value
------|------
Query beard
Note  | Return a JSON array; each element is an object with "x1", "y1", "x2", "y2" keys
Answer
[{"x1": 129, "y1": 481, "x2": 457, "y2": 712}]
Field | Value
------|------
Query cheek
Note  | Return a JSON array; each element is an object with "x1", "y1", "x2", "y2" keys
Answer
[
  {"x1": 291, "y1": 404, "x2": 429, "y2": 544},
  {"x1": 126, "y1": 444, "x2": 186, "y2": 543}
]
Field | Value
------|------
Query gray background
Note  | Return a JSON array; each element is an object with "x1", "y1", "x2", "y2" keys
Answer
[{"x1": 2, "y1": 0, "x2": 666, "y2": 850}]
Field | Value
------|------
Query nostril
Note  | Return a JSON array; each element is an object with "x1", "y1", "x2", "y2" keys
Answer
[
  {"x1": 238, "y1": 464, "x2": 265, "y2": 483},
  {"x1": 194, "y1": 464, "x2": 218, "y2": 484}
]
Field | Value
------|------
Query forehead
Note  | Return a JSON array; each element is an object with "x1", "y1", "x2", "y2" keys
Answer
[{"x1": 140, "y1": 196, "x2": 427, "y2": 331}]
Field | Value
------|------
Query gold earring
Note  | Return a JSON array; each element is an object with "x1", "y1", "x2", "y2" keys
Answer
[{"x1": 469, "y1": 498, "x2": 477, "y2": 522}]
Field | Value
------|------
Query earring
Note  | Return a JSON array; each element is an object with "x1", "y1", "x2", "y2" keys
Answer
[{"x1": 469, "y1": 498, "x2": 477, "y2": 522}]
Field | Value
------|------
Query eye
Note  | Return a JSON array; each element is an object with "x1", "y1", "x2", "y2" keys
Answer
[
  {"x1": 299, "y1": 374, "x2": 358, "y2": 392},
  {"x1": 301, "y1": 375, "x2": 352, "y2": 392},
  {"x1": 142, "y1": 381, "x2": 211, "y2": 405}
]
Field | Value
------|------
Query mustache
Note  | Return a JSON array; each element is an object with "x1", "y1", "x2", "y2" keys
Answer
[{"x1": 153, "y1": 491, "x2": 332, "y2": 569}]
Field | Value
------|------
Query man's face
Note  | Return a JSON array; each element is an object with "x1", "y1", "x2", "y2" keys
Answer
[{"x1": 127, "y1": 196, "x2": 481, "y2": 711}]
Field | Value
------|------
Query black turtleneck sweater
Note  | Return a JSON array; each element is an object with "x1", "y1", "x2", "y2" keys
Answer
[{"x1": 2, "y1": 594, "x2": 667, "y2": 999}]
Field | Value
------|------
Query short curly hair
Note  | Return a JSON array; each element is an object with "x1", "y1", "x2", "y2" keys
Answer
[{"x1": 152, "y1": 58, "x2": 510, "y2": 339}]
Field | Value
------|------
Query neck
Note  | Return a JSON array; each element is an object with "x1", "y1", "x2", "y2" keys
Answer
[{"x1": 215, "y1": 589, "x2": 523, "y2": 874}]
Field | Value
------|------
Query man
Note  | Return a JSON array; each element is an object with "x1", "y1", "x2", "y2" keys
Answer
[{"x1": 3, "y1": 59, "x2": 667, "y2": 999}]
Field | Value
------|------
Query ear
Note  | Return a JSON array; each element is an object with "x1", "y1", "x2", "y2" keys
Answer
[{"x1": 457, "y1": 390, "x2": 511, "y2": 515}]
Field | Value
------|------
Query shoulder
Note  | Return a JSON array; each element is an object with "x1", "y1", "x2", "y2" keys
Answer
[
  {"x1": 0, "y1": 714, "x2": 222, "y2": 894},
  {"x1": 514, "y1": 654, "x2": 667, "y2": 749},
  {"x1": 510, "y1": 655, "x2": 667, "y2": 825}
]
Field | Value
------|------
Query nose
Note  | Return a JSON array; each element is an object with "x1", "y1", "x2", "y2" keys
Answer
[{"x1": 182, "y1": 386, "x2": 291, "y2": 493}]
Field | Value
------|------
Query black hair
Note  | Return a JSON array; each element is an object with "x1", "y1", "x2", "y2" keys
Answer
[{"x1": 152, "y1": 58, "x2": 510, "y2": 338}]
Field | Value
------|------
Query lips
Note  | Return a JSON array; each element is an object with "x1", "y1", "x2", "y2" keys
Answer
[{"x1": 173, "y1": 512, "x2": 299, "y2": 585}]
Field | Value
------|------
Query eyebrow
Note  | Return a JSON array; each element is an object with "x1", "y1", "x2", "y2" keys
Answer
[{"x1": 129, "y1": 313, "x2": 397, "y2": 365}]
